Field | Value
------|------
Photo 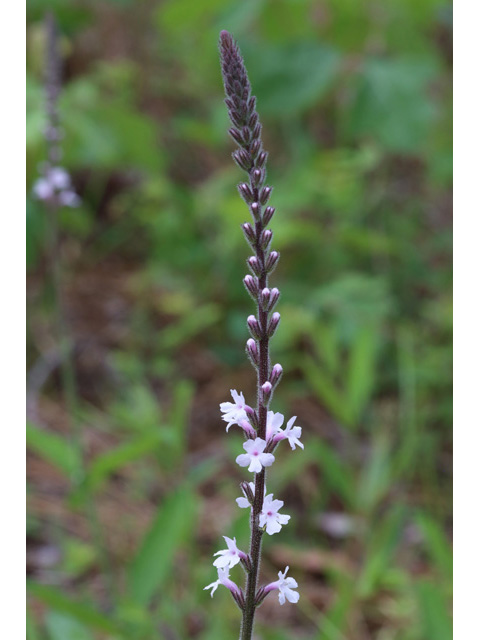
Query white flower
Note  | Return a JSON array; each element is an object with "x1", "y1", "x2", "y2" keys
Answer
[
  {"x1": 236, "y1": 481, "x2": 266, "y2": 508},
  {"x1": 259, "y1": 493, "x2": 291, "y2": 535},
  {"x1": 58, "y1": 190, "x2": 81, "y2": 207},
  {"x1": 48, "y1": 167, "x2": 71, "y2": 190},
  {"x1": 276, "y1": 566, "x2": 299, "y2": 604},
  {"x1": 220, "y1": 389, "x2": 250, "y2": 430},
  {"x1": 32, "y1": 166, "x2": 80, "y2": 208},
  {"x1": 276, "y1": 416, "x2": 304, "y2": 450},
  {"x1": 213, "y1": 536, "x2": 245, "y2": 569},
  {"x1": 33, "y1": 178, "x2": 53, "y2": 200},
  {"x1": 266, "y1": 411, "x2": 284, "y2": 440},
  {"x1": 204, "y1": 567, "x2": 240, "y2": 598},
  {"x1": 236, "y1": 438, "x2": 275, "y2": 473},
  {"x1": 265, "y1": 566, "x2": 299, "y2": 605}
]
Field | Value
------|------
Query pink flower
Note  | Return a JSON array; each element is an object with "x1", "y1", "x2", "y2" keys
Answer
[
  {"x1": 259, "y1": 493, "x2": 290, "y2": 535},
  {"x1": 32, "y1": 166, "x2": 80, "y2": 208},
  {"x1": 236, "y1": 438, "x2": 275, "y2": 473},
  {"x1": 220, "y1": 389, "x2": 250, "y2": 430},
  {"x1": 273, "y1": 416, "x2": 304, "y2": 450},
  {"x1": 265, "y1": 566, "x2": 299, "y2": 605},
  {"x1": 266, "y1": 411, "x2": 285, "y2": 440},
  {"x1": 204, "y1": 567, "x2": 241, "y2": 598},
  {"x1": 213, "y1": 536, "x2": 246, "y2": 569},
  {"x1": 33, "y1": 178, "x2": 54, "y2": 200}
]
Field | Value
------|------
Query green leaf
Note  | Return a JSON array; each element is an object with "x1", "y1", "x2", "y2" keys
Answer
[
  {"x1": 26, "y1": 422, "x2": 80, "y2": 477},
  {"x1": 26, "y1": 606, "x2": 41, "y2": 640},
  {"x1": 61, "y1": 539, "x2": 97, "y2": 579},
  {"x1": 45, "y1": 612, "x2": 94, "y2": 640},
  {"x1": 159, "y1": 303, "x2": 220, "y2": 350},
  {"x1": 357, "y1": 505, "x2": 406, "y2": 597},
  {"x1": 246, "y1": 42, "x2": 341, "y2": 117},
  {"x1": 416, "y1": 579, "x2": 452, "y2": 640},
  {"x1": 309, "y1": 441, "x2": 355, "y2": 508},
  {"x1": 346, "y1": 326, "x2": 377, "y2": 422},
  {"x1": 27, "y1": 582, "x2": 121, "y2": 635},
  {"x1": 302, "y1": 355, "x2": 353, "y2": 428},
  {"x1": 356, "y1": 435, "x2": 392, "y2": 513},
  {"x1": 343, "y1": 57, "x2": 438, "y2": 152},
  {"x1": 166, "y1": 380, "x2": 194, "y2": 464},
  {"x1": 87, "y1": 431, "x2": 162, "y2": 492},
  {"x1": 416, "y1": 513, "x2": 453, "y2": 579},
  {"x1": 127, "y1": 483, "x2": 197, "y2": 605}
]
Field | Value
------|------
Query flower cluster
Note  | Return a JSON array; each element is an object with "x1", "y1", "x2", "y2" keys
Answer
[
  {"x1": 206, "y1": 30, "x2": 303, "y2": 636},
  {"x1": 206, "y1": 390, "x2": 302, "y2": 603},
  {"x1": 33, "y1": 165, "x2": 80, "y2": 208},
  {"x1": 32, "y1": 15, "x2": 81, "y2": 210}
]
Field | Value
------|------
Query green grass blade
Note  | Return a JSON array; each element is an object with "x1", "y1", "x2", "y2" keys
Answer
[
  {"x1": 127, "y1": 482, "x2": 198, "y2": 605},
  {"x1": 26, "y1": 422, "x2": 80, "y2": 477},
  {"x1": 416, "y1": 579, "x2": 452, "y2": 640},
  {"x1": 87, "y1": 431, "x2": 162, "y2": 492},
  {"x1": 27, "y1": 582, "x2": 121, "y2": 635}
]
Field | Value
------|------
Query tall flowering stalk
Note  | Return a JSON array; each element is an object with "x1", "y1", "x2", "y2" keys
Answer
[
  {"x1": 204, "y1": 31, "x2": 303, "y2": 639},
  {"x1": 30, "y1": 12, "x2": 115, "y2": 606},
  {"x1": 32, "y1": 13, "x2": 80, "y2": 208}
]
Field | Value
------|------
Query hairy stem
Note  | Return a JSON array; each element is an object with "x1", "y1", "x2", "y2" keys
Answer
[{"x1": 240, "y1": 194, "x2": 269, "y2": 640}]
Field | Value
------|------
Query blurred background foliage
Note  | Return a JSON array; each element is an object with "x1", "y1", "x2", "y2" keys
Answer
[{"x1": 26, "y1": 0, "x2": 452, "y2": 638}]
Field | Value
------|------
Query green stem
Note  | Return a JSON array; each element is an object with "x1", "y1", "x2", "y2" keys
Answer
[{"x1": 46, "y1": 202, "x2": 117, "y2": 606}]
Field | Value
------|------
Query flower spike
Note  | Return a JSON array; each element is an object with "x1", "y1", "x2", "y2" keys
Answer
[{"x1": 213, "y1": 30, "x2": 302, "y2": 634}]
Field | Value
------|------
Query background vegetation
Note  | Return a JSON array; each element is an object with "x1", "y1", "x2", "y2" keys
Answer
[{"x1": 26, "y1": 1, "x2": 452, "y2": 638}]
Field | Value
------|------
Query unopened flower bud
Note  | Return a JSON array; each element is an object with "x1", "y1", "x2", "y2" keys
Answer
[
  {"x1": 250, "y1": 139, "x2": 261, "y2": 158},
  {"x1": 267, "y1": 312, "x2": 280, "y2": 337},
  {"x1": 267, "y1": 287, "x2": 280, "y2": 311},
  {"x1": 233, "y1": 149, "x2": 253, "y2": 171},
  {"x1": 241, "y1": 126, "x2": 251, "y2": 145},
  {"x1": 252, "y1": 168, "x2": 263, "y2": 188},
  {"x1": 247, "y1": 314, "x2": 262, "y2": 339},
  {"x1": 248, "y1": 112, "x2": 258, "y2": 129},
  {"x1": 247, "y1": 256, "x2": 262, "y2": 276},
  {"x1": 260, "y1": 287, "x2": 271, "y2": 310},
  {"x1": 259, "y1": 186, "x2": 272, "y2": 205},
  {"x1": 260, "y1": 229, "x2": 272, "y2": 250},
  {"x1": 230, "y1": 110, "x2": 243, "y2": 128},
  {"x1": 228, "y1": 128, "x2": 243, "y2": 145},
  {"x1": 262, "y1": 206, "x2": 275, "y2": 226},
  {"x1": 248, "y1": 96, "x2": 256, "y2": 112},
  {"x1": 257, "y1": 151, "x2": 268, "y2": 168},
  {"x1": 242, "y1": 222, "x2": 256, "y2": 246},
  {"x1": 266, "y1": 250, "x2": 280, "y2": 273},
  {"x1": 250, "y1": 202, "x2": 260, "y2": 221},
  {"x1": 246, "y1": 338, "x2": 259, "y2": 366},
  {"x1": 261, "y1": 381, "x2": 272, "y2": 403},
  {"x1": 244, "y1": 274, "x2": 259, "y2": 299},
  {"x1": 238, "y1": 182, "x2": 254, "y2": 204},
  {"x1": 252, "y1": 122, "x2": 261, "y2": 139},
  {"x1": 269, "y1": 363, "x2": 283, "y2": 387}
]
